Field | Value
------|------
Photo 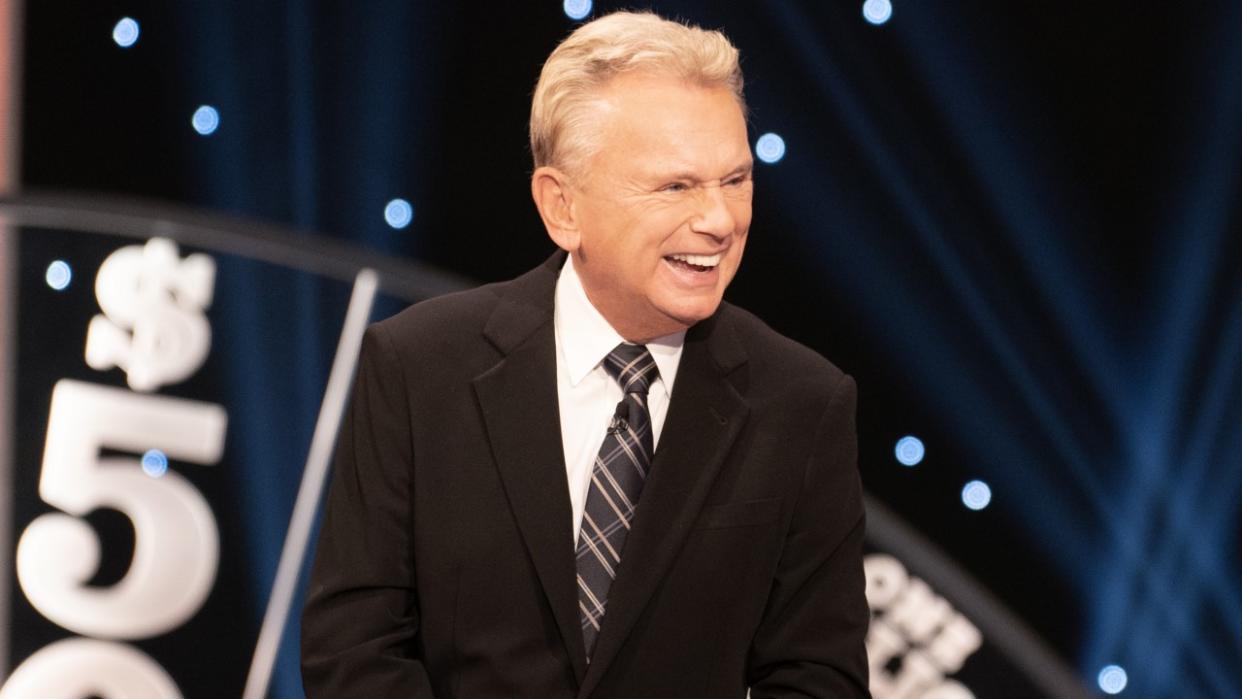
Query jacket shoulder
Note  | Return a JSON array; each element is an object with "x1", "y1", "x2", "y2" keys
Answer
[
  {"x1": 373, "y1": 253, "x2": 560, "y2": 352},
  {"x1": 374, "y1": 281, "x2": 505, "y2": 347},
  {"x1": 718, "y1": 303, "x2": 849, "y2": 396}
]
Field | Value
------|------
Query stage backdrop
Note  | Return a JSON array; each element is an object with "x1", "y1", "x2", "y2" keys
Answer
[{"x1": 9, "y1": 0, "x2": 1242, "y2": 697}]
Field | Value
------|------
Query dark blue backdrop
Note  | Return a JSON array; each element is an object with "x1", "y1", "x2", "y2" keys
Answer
[{"x1": 19, "y1": 1, "x2": 1242, "y2": 696}]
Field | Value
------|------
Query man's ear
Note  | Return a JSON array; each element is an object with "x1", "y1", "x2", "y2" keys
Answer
[{"x1": 531, "y1": 165, "x2": 581, "y2": 252}]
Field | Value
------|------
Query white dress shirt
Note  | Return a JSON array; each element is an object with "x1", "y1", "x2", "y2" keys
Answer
[{"x1": 554, "y1": 255, "x2": 685, "y2": 546}]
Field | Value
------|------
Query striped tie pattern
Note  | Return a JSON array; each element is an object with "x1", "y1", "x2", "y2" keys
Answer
[{"x1": 576, "y1": 343, "x2": 658, "y2": 659}]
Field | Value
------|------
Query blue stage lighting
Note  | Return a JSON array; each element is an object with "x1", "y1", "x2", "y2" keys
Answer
[
  {"x1": 862, "y1": 0, "x2": 893, "y2": 25},
  {"x1": 1098, "y1": 665, "x2": 1128, "y2": 694},
  {"x1": 112, "y1": 17, "x2": 140, "y2": 48},
  {"x1": 45, "y1": 260, "x2": 72, "y2": 291},
  {"x1": 961, "y1": 480, "x2": 992, "y2": 510},
  {"x1": 755, "y1": 133, "x2": 786, "y2": 164},
  {"x1": 192, "y1": 105, "x2": 220, "y2": 136},
  {"x1": 894, "y1": 435, "x2": 924, "y2": 466},
  {"x1": 384, "y1": 198, "x2": 414, "y2": 229},
  {"x1": 563, "y1": 0, "x2": 592, "y2": 21},
  {"x1": 141, "y1": 449, "x2": 169, "y2": 478}
]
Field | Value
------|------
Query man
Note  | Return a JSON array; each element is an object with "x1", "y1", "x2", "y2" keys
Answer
[{"x1": 302, "y1": 11, "x2": 869, "y2": 698}]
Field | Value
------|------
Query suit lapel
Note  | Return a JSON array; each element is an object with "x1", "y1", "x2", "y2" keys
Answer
[
  {"x1": 472, "y1": 253, "x2": 589, "y2": 683},
  {"x1": 578, "y1": 311, "x2": 750, "y2": 698}
]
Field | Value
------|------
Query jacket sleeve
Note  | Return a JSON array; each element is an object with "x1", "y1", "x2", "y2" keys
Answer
[
  {"x1": 747, "y1": 374, "x2": 871, "y2": 698},
  {"x1": 301, "y1": 323, "x2": 436, "y2": 697}
]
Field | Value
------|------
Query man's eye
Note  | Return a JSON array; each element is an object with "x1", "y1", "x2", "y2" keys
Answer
[
  {"x1": 725, "y1": 174, "x2": 751, "y2": 187},
  {"x1": 661, "y1": 182, "x2": 689, "y2": 193}
]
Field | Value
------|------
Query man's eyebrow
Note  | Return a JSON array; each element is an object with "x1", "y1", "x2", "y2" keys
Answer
[{"x1": 659, "y1": 162, "x2": 755, "y2": 183}]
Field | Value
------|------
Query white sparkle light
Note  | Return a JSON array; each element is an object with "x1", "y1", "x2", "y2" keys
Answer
[
  {"x1": 962, "y1": 480, "x2": 992, "y2": 510},
  {"x1": 895, "y1": 435, "x2": 924, "y2": 466},
  {"x1": 564, "y1": 0, "x2": 592, "y2": 21},
  {"x1": 1098, "y1": 665, "x2": 1128, "y2": 694},
  {"x1": 862, "y1": 0, "x2": 893, "y2": 25},
  {"x1": 755, "y1": 133, "x2": 786, "y2": 164},
  {"x1": 45, "y1": 260, "x2": 72, "y2": 291},
  {"x1": 113, "y1": 17, "x2": 140, "y2": 48},
  {"x1": 192, "y1": 105, "x2": 220, "y2": 136},
  {"x1": 384, "y1": 198, "x2": 414, "y2": 229},
  {"x1": 141, "y1": 450, "x2": 169, "y2": 478}
]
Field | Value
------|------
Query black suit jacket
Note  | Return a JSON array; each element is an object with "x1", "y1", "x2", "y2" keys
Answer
[{"x1": 301, "y1": 252, "x2": 870, "y2": 697}]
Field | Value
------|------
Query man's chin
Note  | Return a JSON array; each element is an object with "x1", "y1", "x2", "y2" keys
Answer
[{"x1": 657, "y1": 300, "x2": 722, "y2": 332}]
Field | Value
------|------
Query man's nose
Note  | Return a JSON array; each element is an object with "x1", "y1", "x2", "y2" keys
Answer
[{"x1": 689, "y1": 185, "x2": 736, "y2": 239}]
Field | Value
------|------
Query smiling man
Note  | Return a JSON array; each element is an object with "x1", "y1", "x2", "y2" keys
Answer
[
  {"x1": 302, "y1": 11, "x2": 870, "y2": 698},
  {"x1": 532, "y1": 69, "x2": 753, "y2": 342}
]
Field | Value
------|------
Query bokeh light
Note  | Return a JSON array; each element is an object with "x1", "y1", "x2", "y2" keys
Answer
[
  {"x1": 141, "y1": 449, "x2": 169, "y2": 478},
  {"x1": 192, "y1": 105, "x2": 220, "y2": 136},
  {"x1": 384, "y1": 198, "x2": 414, "y2": 229},
  {"x1": 755, "y1": 132, "x2": 786, "y2": 164},
  {"x1": 962, "y1": 480, "x2": 992, "y2": 510},
  {"x1": 112, "y1": 17, "x2": 140, "y2": 48},
  {"x1": 1098, "y1": 665, "x2": 1128, "y2": 694},
  {"x1": 862, "y1": 0, "x2": 893, "y2": 25},
  {"x1": 895, "y1": 435, "x2": 925, "y2": 466},
  {"x1": 563, "y1": 0, "x2": 592, "y2": 21},
  {"x1": 45, "y1": 260, "x2": 72, "y2": 291}
]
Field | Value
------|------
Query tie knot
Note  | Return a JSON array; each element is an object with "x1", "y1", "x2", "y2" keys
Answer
[{"x1": 603, "y1": 343, "x2": 657, "y2": 396}]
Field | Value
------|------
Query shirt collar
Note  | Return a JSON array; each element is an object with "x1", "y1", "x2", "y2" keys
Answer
[{"x1": 554, "y1": 255, "x2": 685, "y2": 396}]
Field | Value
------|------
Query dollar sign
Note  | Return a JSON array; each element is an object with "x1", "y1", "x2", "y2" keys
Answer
[{"x1": 85, "y1": 238, "x2": 216, "y2": 392}]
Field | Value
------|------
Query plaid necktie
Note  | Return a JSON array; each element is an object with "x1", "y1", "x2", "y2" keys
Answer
[{"x1": 576, "y1": 342, "x2": 658, "y2": 659}]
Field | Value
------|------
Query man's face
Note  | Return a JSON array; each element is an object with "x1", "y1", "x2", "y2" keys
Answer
[{"x1": 566, "y1": 72, "x2": 753, "y2": 342}]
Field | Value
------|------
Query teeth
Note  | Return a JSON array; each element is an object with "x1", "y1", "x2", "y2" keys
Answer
[{"x1": 668, "y1": 253, "x2": 722, "y2": 268}]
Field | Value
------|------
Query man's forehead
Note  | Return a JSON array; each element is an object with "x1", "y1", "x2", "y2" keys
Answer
[
  {"x1": 609, "y1": 109, "x2": 749, "y2": 152},
  {"x1": 596, "y1": 70, "x2": 740, "y2": 107},
  {"x1": 597, "y1": 78, "x2": 746, "y2": 137}
]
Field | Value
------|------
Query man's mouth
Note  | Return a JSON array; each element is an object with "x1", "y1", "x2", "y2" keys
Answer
[{"x1": 664, "y1": 253, "x2": 722, "y2": 273}]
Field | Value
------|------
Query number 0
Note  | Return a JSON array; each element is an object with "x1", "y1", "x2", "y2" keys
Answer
[{"x1": 0, "y1": 638, "x2": 183, "y2": 698}]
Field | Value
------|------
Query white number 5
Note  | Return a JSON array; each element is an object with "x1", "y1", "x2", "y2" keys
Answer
[{"x1": 15, "y1": 379, "x2": 226, "y2": 639}]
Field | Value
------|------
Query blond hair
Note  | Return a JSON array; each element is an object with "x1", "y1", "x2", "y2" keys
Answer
[{"x1": 529, "y1": 11, "x2": 745, "y2": 172}]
